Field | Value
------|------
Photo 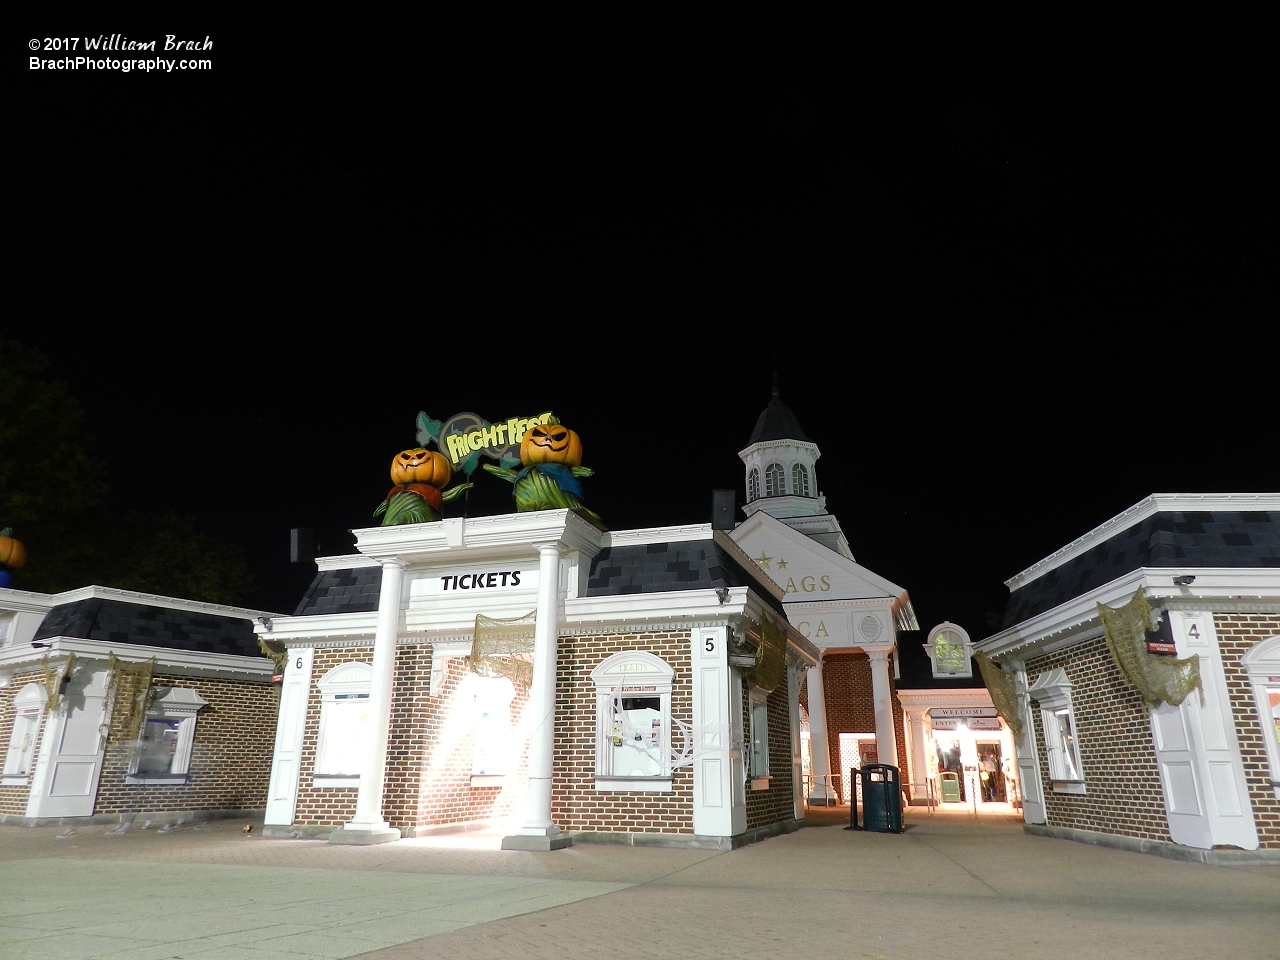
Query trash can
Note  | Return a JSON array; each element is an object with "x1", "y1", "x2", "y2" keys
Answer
[
  {"x1": 939, "y1": 771, "x2": 961, "y2": 803},
  {"x1": 860, "y1": 764, "x2": 902, "y2": 834}
]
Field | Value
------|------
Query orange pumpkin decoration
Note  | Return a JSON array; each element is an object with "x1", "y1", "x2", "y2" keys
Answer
[
  {"x1": 390, "y1": 448, "x2": 452, "y2": 487},
  {"x1": 520, "y1": 422, "x2": 583, "y2": 467},
  {"x1": 0, "y1": 528, "x2": 26, "y2": 569}
]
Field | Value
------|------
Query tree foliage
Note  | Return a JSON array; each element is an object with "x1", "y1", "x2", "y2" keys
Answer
[
  {"x1": 0, "y1": 339, "x2": 106, "y2": 523},
  {"x1": 1, "y1": 342, "x2": 253, "y2": 605}
]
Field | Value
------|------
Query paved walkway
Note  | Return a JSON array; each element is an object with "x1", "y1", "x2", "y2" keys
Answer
[{"x1": 1, "y1": 806, "x2": 1277, "y2": 959}]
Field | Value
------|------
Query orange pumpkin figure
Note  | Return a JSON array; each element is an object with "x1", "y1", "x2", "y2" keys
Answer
[
  {"x1": 0, "y1": 528, "x2": 26, "y2": 569},
  {"x1": 390, "y1": 448, "x2": 453, "y2": 487},
  {"x1": 519, "y1": 423, "x2": 583, "y2": 467}
]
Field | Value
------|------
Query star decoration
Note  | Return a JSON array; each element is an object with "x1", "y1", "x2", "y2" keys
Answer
[
  {"x1": 753, "y1": 551, "x2": 772, "y2": 570},
  {"x1": 775, "y1": 558, "x2": 788, "y2": 569}
]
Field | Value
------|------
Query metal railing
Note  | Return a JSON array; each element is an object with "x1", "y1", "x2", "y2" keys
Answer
[{"x1": 801, "y1": 773, "x2": 840, "y2": 807}]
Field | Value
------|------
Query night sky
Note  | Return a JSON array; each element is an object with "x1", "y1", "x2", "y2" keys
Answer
[{"x1": 12, "y1": 53, "x2": 1274, "y2": 639}]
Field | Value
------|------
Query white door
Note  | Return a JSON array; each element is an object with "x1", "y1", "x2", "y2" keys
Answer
[
  {"x1": 1150, "y1": 699, "x2": 1212, "y2": 847},
  {"x1": 265, "y1": 647, "x2": 314, "y2": 826},
  {"x1": 27, "y1": 666, "x2": 109, "y2": 819},
  {"x1": 1159, "y1": 613, "x2": 1259, "y2": 850}
]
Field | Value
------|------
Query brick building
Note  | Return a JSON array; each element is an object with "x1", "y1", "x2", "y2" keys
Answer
[
  {"x1": 976, "y1": 494, "x2": 1280, "y2": 859},
  {"x1": 0, "y1": 586, "x2": 277, "y2": 825},
  {"x1": 260, "y1": 510, "x2": 819, "y2": 849}
]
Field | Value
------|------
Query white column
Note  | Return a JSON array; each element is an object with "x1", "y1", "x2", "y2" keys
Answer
[
  {"x1": 806, "y1": 660, "x2": 836, "y2": 804},
  {"x1": 905, "y1": 709, "x2": 929, "y2": 804},
  {"x1": 503, "y1": 543, "x2": 570, "y2": 850},
  {"x1": 866, "y1": 649, "x2": 899, "y2": 769},
  {"x1": 336, "y1": 559, "x2": 404, "y2": 843}
]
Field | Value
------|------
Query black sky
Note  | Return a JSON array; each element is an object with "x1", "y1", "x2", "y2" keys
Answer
[{"x1": 12, "y1": 52, "x2": 1274, "y2": 637}]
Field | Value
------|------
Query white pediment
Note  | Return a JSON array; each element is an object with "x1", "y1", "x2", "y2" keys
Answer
[{"x1": 731, "y1": 512, "x2": 908, "y2": 604}]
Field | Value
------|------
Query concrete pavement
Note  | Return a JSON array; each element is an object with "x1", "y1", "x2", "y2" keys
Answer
[{"x1": 1, "y1": 805, "x2": 1276, "y2": 959}]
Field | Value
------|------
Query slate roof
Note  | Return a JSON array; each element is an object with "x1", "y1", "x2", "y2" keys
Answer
[
  {"x1": 1004, "y1": 510, "x2": 1280, "y2": 627},
  {"x1": 293, "y1": 566, "x2": 382, "y2": 616},
  {"x1": 33, "y1": 598, "x2": 259, "y2": 657},
  {"x1": 585, "y1": 539, "x2": 786, "y2": 615},
  {"x1": 746, "y1": 391, "x2": 810, "y2": 445}
]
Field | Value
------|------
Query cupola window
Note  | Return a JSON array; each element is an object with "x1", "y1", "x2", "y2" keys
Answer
[
  {"x1": 764, "y1": 464, "x2": 785, "y2": 498},
  {"x1": 791, "y1": 464, "x2": 810, "y2": 498}
]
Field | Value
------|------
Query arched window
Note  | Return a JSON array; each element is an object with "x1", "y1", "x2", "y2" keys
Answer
[
  {"x1": 3, "y1": 684, "x2": 47, "y2": 780},
  {"x1": 748, "y1": 467, "x2": 760, "y2": 502},
  {"x1": 591, "y1": 651, "x2": 675, "y2": 791},
  {"x1": 1241, "y1": 636, "x2": 1280, "y2": 796},
  {"x1": 764, "y1": 463, "x2": 785, "y2": 498},
  {"x1": 791, "y1": 463, "x2": 810, "y2": 498},
  {"x1": 314, "y1": 662, "x2": 372, "y2": 783}
]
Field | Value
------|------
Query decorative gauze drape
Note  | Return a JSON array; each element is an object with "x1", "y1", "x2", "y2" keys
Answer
[
  {"x1": 471, "y1": 611, "x2": 538, "y2": 687},
  {"x1": 973, "y1": 651, "x2": 1022, "y2": 737},
  {"x1": 1097, "y1": 590, "x2": 1202, "y2": 707}
]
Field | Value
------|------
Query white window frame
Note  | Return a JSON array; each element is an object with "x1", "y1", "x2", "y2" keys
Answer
[
  {"x1": 467, "y1": 674, "x2": 516, "y2": 786},
  {"x1": 3, "y1": 683, "x2": 48, "y2": 785},
  {"x1": 1027, "y1": 667, "x2": 1085, "y2": 794},
  {"x1": 749, "y1": 687, "x2": 771, "y2": 789},
  {"x1": 747, "y1": 467, "x2": 760, "y2": 503},
  {"x1": 790, "y1": 463, "x2": 810, "y2": 498},
  {"x1": 764, "y1": 463, "x2": 785, "y2": 498},
  {"x1": 1241, "y1": 635, "x2": 1280, "y2": 800},
  {"x1": 313, "y1": 662, "x2": 372, "y2": 787},
  {"x1": 126, "y1": 686, "x2": 208, "y2": 784},
  {"x1": 590, "y1": 651, "x2": 674, "y2": 793},
  {"x1": 924, "y1": 622, "x2": 974, "y2": 679}
]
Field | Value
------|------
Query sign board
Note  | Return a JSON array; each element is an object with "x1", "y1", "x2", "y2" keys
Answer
[
  {"x1": 931, "y1": 717, "x2": 1002, "y2": 732},
  {"x1": 416, "y1": 410, "x2": 555, "y2": 473},
  {"x1": 929, "y1": 707, "x2": 997, "y2": 718}
]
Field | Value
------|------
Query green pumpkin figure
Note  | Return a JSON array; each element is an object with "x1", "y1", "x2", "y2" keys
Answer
[{"x1": 483, "y1": 418, "x2": 598, "y2": 520}]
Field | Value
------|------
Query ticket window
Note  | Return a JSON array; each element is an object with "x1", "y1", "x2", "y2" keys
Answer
[
  {"x1": 313, "y1": 662, "x2": 373, "y2": 784},
  {"x1": 590, "y1": 651, "x2": 675, "y2": 790},
  {"x1": 610, "y1": 696, "x2": 663, "y2": 777}
]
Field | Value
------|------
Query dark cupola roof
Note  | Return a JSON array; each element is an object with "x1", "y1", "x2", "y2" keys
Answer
[{"x1": 747, "y1": 387, "x2": 811, "y2": 445}]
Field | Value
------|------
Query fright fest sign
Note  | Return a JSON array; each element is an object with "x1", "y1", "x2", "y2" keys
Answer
[{"x1": 416, "y1": 410, "x2": 556, "y2": 473}]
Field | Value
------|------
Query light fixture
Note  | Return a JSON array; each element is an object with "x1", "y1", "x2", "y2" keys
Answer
[
  {"x1": 257, "y1": 617, "x2": 273, "y2": 632},
  {"x1": 30, "y1": 640, "x2": 50, "y2": 649},
  {"x1": 716, "y1": 588, "x2": 730, "y2": 605},
  {"x1": 1172, "y1": 575, "x2": 1196, "y2": 586}
]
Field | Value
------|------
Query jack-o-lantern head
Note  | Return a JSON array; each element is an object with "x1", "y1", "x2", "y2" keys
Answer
[
  {"x1": 0, "y1": 528, "x2": 25, "y2": 569},
  {"x1": 390, "y1": 448, "x2": 452, "y2": 487},
  {"x1": 520, "y1": 422, "x2": 582, "y2": 467}
]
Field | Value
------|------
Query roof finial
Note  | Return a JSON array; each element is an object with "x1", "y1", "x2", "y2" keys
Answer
[{"x1": 772, "y1": 367, "x2": 779, "y2": 401}]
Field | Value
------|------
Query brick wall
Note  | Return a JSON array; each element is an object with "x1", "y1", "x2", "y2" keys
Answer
[
  {"x1": 93, "y1": 673, "x2": 279, "y2": 816},
  {"x1": 405, "y1": 653, "x2": 529, "y2": 832},
  {"x1": 552, "y1": 631, "x2": 694, "y2": 834},
  {"x1": 744, "y1": 678, "x2": 797, "y2": 830},
  {"x1": 1025, "y1": 636, "x2": 1172, "y2": 842},
  {"x1": 0, "y1": 670, "x2": 49, "y2": 817},
  {"x1": 798, "y1": 652, "x2": 907, "y2": 802},
  {"x1": 1213, "y1": 613, "x2": 1280, "y2": 848}
]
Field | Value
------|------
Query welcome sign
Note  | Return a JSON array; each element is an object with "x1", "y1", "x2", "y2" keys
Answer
[{"x1": 416, "y1": 410, "x2": 555, "y2": 473}]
